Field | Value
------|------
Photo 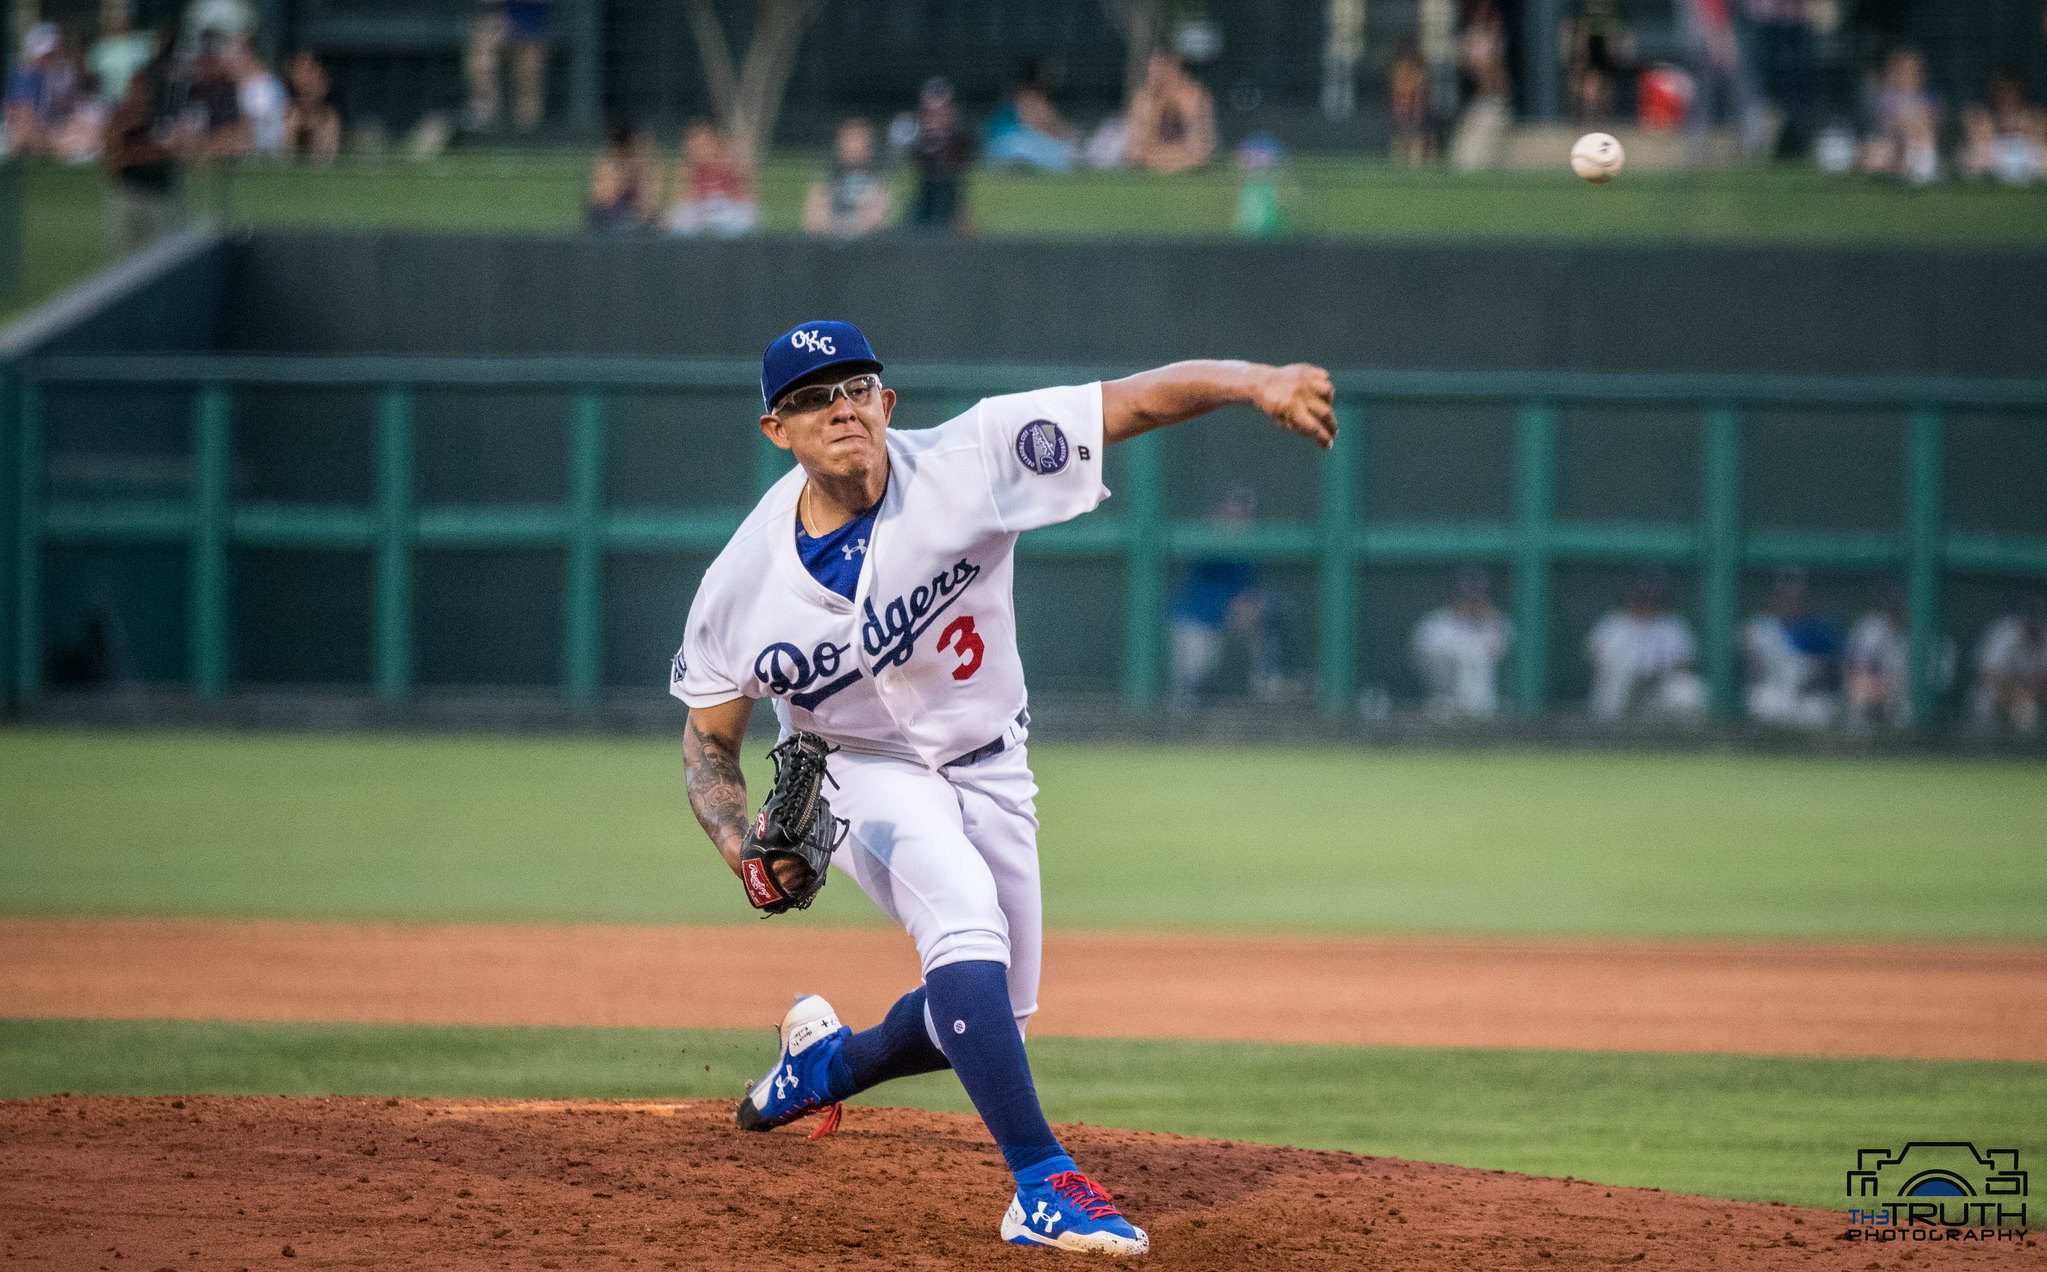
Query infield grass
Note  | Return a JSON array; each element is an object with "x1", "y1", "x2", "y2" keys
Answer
[
  {"x1": 2, "y1": 728, "x2": 2044, "y2": 941},
  {"x1": 16, "y1": 154, "x2": 2047, "y2": 318},
  {"x1": 3, "y1": 1017, "x2": 2040, "y2": 1216}
]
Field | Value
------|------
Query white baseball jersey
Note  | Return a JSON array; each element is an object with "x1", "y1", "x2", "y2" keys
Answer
[
  {"x1": 671, "y1": 383, "x2": 1109, "y2": 769},
  {"x1": 1587, "y1": 611, "x2": 1696, "y2": 679}
]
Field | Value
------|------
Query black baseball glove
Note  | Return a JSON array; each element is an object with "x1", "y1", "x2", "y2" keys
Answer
[{"x1": 737, "y1": 732, "x2": 849, "y2": 916}]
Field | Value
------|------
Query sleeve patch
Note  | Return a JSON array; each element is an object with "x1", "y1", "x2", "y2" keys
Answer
[
  {"x1": 670, "y1": 646, "x2": 688, "y2": 686},
  {"x1": 1014, "y1": 420, "x2": 1070, "y2": 475}
]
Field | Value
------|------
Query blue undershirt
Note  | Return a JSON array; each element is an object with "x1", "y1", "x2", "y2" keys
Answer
[{"x1": 795, "y1": 493, "x2": 880, "y2": 600}]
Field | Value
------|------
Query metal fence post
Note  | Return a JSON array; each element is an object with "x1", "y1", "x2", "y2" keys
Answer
[
  {"x1": 191, "y1": 384, "x2": 232, "y2": 700},
  {"x1": 12, "y1": 377, "x2": 40, "y2": 706},
  {"x1": 1119, "y1": 430, "x2": 1164, "y2": 708},
  {"x1": 1905, "y1": 407, "x2": 1944, "y2": 727},
  {"x1": 373, "y1": 385, "x2": 416, "y2": 701},
  {"x1": 565, "y1": 388, "x2": 606, "y2": 704},
  {"x1": 1512, "y1": 400, "x2": 1557, "y2": 713},
  {"x1": 1318, "y1": 401, "x2": 1361, "y2": 718},
  {"x1": 1700, "y1": 406, "x2": 1743, "y2": 717}
]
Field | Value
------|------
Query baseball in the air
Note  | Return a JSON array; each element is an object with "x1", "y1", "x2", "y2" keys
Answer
[{"x1": 1571, "y1": 132, "x2": 1624, "y2": 183}]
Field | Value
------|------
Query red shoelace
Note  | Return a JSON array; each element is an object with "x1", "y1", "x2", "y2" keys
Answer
[{"x1": 1046, "y1": 1171, "x2": 1120, "y2": 1220}]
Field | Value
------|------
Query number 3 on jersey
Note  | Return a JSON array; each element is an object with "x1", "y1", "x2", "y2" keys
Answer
[{"x1": 938, "y1": 615, "x2": 985, "y2": 681}]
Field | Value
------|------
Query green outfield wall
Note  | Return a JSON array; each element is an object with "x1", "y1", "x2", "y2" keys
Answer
[{"x1": 3, "y1": 230, "x2": 2044, "y2": 721}]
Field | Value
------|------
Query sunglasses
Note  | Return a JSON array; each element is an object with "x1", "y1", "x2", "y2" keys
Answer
[{"x1": 774, "y1": 373, "x2": 883, "y2": 418}]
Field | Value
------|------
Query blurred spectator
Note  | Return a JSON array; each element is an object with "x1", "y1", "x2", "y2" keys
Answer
[
  {"x1": 909, "y1": 77, "x2": 973, "y2": 232},
  {"x1": 91, "y1": 9, "x2": 157, "y2": 108},
  {"x1": 465, "y1": 0, "x2": 552, "y2": 134},
  {"x1": 1972, "y1": 596, "x2": 2047, "y2": 734},
  {"x1": 1843, "y1": 582, "x2": 1910, "y2": 729},
  {"x1": 1744, "y1": 569, "x2": 1841, "y2": 729},
  {"x1": 1861, "y1": 48, "x2": 1941, "y2": 184},
  {"x1": 6, "y1": 23, "x2": 82, "y2": 158},
  {"x1": 803, "y1": 117, "x2": 892, "y2": 238},
  {"x1": 101, "y1": 34, "x2": 183, "y2": 254},
  {"x1": 1125, "y1": 51, "x2": 1215, "y2": 173},
  {"x1": 283, "y1": 51, "x2": 340, "y2": 162},
  {"x1": 985, "y1": 56, "x2": 1078, "y2": 172},
  {"x1": 183, "y1": 0, "x2": 254, "y2": 48},
  {"x1": 1233, "y1": 132, "x2": 1287, "y2": 236},
  {"x1": 1961, "y1": 70, "x2": 2046, "y2": 185},
  {"x1": 1168, "y1": 487, "x2": 1293, "y2": 720},
  {"x1": 1565, "y1": 0, "x2": 1634, "y2": 122},
  {"x1": 1451, "y1": 0, "x2": 1512, "y2": 170},
  {"x1": 1742, "y1": 0, "x2": 1818, "y2": 157},
  {"x1": 232, "y1": 37, "x2": 287, "y2": 158},
  {"x1": 1679, "y1": 0, "x2": 1760, "y2": 164},
  {"x1": 185, "y1": 30, "x2": 247, "y2": 161},
  {"x1": 1586, "y1": 571, "x2": 1706, "y2": 723},
  {"x1": 665, "y1": 120, "x2": 757, "y2": 237},
  {"x1": 1389, "y1": 41, "x2": 1433, "y2": 166},
  {"x1": 1413, "y1": 568, "x2": 1511, "y2": 721},
  {"x1": 585, "y1": 118, "x2": 654, "y2": 234}
]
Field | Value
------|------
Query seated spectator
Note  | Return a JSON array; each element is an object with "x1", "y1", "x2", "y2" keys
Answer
[
  {"x1": 585, "y1": 118, "x2": 653, "y2": 234},
  {"x1": 1961, "y1": 70, "x2": 2046, "y2": 185},
  {"x1": 232, "y1": 37, "x2": 288, "y2": 157},
  {"x1": 1843, "y1": 582, "x2": 1908, "y2": 728},
  {"x1": 1451, "y1": 0, "x2": 1513, "y2": 170},
  {"x1": 1972, "y1": 596, "x2": 2047, "y2": 734},
  {"x1": 985, "y1": 56, "x2": 1078, "y2": 172},
  {"x1": 1389, "y1": 41, "x2": 1432, "y2": 167},
  {"x1": 1412, "y1": 568, "x2": 1511, "y2": 721},
  {"x1": 101, "y1": 36, "x2": 183, "y2": 254},
  {"x1": 1168, "y1": 486, "x2": 1294, "y2": 719},
  {"x1": 1744, "y1": 568, "x2": 1842, "y2": 729},
  {"x1": 283, "y1": 50, "x2": 340, "y2": 162},
  {"x1": 185, "y1": 29, "x2": 247, "y2": 161},
  {"x1": 1564, "y1": 0, "x2": 1633, "y2": 122},
  {"x1": 909, "y1": 77, "x2": 973, "y2": 232},
  {"x1": 1125, "y1": 51, "x2": 1214, "y2": 174},
  {"x1": 5, "y1": 23, "x2": 82, "y2": 158},
  {"x1": 1586, "y1": 571, "x2": 1706, "y2": 723},
  {"x1": 1862, "y1": 48, "x2": 1941, "y2": 185},
  {"x1": 665, "y1": 120, "x2": 757, "y2": 237},
  {"x1": 803, "y1": 117, "x2": 892, "y2": 238}
]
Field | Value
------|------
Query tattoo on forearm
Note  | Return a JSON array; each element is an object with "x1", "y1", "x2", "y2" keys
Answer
[{"x1": 683, "y1": 718, "x2": 750, "y2": 853}]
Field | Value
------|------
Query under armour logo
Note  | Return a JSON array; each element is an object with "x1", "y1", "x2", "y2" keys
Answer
[
  {"x1": 841, "y1": 538, "x2": 867, "y2": 561},
  {"x1": 1032, "y1": 1201, "x2": 1061, "y2": 1231},
  {"x1": 790, "y1": 329, "x2": 836, "y2": 355},
  {"x1": 772, "y1": 1068, "x2": 800, "y2": 1099}
]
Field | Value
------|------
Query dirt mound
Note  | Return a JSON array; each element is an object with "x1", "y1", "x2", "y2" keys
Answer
[{"x1": 3, "y1": 1098, "x2": 2032, "y2": 1270}]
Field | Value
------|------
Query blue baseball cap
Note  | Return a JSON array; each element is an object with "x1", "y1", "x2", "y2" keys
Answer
[{"x1": 761, "y1": 321, "x2": 883, "y2": 410}]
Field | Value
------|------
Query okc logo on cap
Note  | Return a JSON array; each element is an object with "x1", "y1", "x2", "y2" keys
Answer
[{"x1": 761, "y1": 320, "x2": 882, "y2": 408}]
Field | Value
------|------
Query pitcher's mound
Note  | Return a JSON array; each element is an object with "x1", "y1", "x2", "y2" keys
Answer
[{"x1": 0, "y1": 1097, "x2": 2028, "y2": 1269}]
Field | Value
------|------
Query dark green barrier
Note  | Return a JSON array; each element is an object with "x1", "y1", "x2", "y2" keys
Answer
[{"x1": 6, "y1": 357, "x2": 2045, "y2": 725}]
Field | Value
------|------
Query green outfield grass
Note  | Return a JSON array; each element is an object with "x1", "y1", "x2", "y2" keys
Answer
[
  {"x1": 2, "y1": 728, "x2": 2043, "y2": 940},
  {"x1": 15, "y1": 154, "x2": 2047, "y2": 319},
  {"x1": 3, "y1": 1018, "x2": 2040, "y2": 1215}
]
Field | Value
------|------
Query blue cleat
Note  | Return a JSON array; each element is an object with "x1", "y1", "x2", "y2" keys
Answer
[
  {"x1": 1001, "y1": 1165, "x2": 1150, "y2": 1256},
  {"x1": 735, "y1": 994, "x2": 849, "y2": 1132}
]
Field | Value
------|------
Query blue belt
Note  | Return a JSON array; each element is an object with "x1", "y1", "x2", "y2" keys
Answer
[{"x1": 942, "y1": 707, "x2": 1031, "y2": 769}]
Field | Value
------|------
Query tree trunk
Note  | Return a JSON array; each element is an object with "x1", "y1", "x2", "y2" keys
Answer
[{"x1": 680, "y1": 0, "x2": 825, "y2": 165}]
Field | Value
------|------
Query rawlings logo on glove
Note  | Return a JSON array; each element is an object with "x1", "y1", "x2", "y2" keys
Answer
[{"x1": 738, "y1": 732, "x2": 849, "y2": 916}]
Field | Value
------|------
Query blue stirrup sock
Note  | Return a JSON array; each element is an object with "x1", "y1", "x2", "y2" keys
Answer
[
  {"x1": 831, "y1": 986, "x2": 950, "y2": 1096},
  {"x1": 923, "y1": 958, "x2": 1067, "y2": 1179}
]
